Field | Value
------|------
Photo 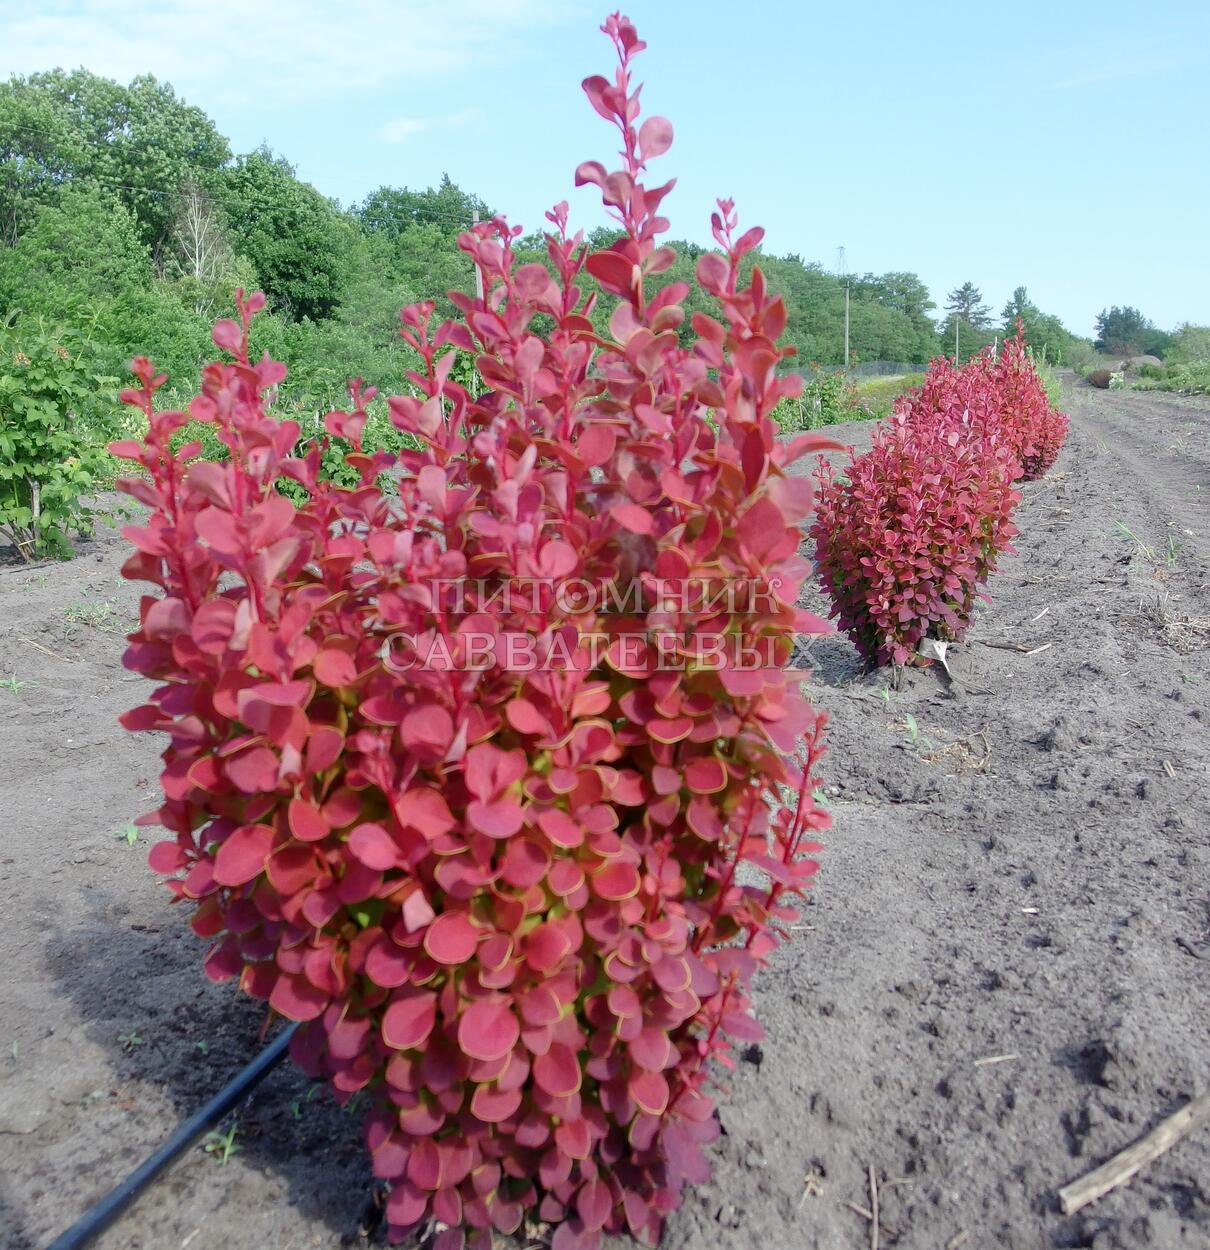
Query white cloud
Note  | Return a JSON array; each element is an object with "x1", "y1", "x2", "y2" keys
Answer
[
  {"x1": 377, "y1": 106, "x2": 480, "y2": 143},
  {"x1": 1042, "y1": 53, "x2": 1193, "y2": 93},
  {"x1": 0, "y1": 0, "x2": 582, "y2": 109}
]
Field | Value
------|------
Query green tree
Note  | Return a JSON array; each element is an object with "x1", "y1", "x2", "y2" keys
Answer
[
  {"x1": 854, "y1": 272, "x2": 941, "y2": 361},
  {"x1": 1093, "y1": 305, "x2": 1170, "y2": 357},
  {"x1": 1000, "y1": 286, "x2": 1077, "y2": 362},
  {"x1": 357, "y1": 174, "x2": 490, "y2": 237},
  {"x1": 945, "y1": 281, "x2": 992, "y2": 330},
  {"x1": 0, "y1": 185, "x2": 151, "y2": 320},
  {"x1": 0, "y1": 69, "x2": 230, "y2": 246},
  {"x1": 1001, "y1": 285, "x2": 1039, "y2": 327},
  {"x1": 222, "y1": 149, "x2": 355, "y2": 322}
]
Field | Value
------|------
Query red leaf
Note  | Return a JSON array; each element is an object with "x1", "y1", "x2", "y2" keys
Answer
[
  {"x1": 506, "y1": 698, "x2": 550, "y2": 736},
  {"x1": 638, "y1": 115, "x2": 673, "y2": 160},
  {"x1": 696, "y1": 252, "x2": 729, "y2": 294},
  {"x1": 348, "y1": 823, "x2": 402, "y2": 870},
  {"x1": 213, "y1": 824, "x2": 274, "y2": 886},
  {"x1": 585, "y1": 250, "x2": 637, "y2": 299},
  {"x1": 395, "y1": 787, "x2": 455, "y2": 839},
  {"x1": 628, "y1": 1026, "x2": 672, "y2": 1071},
  {"x1": 466, "y1": 798, "x2": 524, "y2": 839},
  {"x1": 382, "y1": 991, "x2": 438, "y2": 1051},
  {"x1": 424, "y1": 912, "x2": 480, "y2": 964},
  {"x1": 401, "y1": 704, "x2": 454, "y2": 753},
  {"x1": 458, "y1": 998, "x2": 520, "y2": 1062},
  {"x1": 269, "y1": 971, "x2": 328, "y2": 1022},
  {"x1": 537, "y1": 808, "x2": 583, "y2": 848},
  {"x1": 533, "y1": 1043, "x2": 581, "y2": 1097},
  {"x1": 314, "y1": 647, "x2": 357, "y2": 687},
  {"x1": 224, "y1": 746, "x2": 279, "y2": 794},
  {"x1": 576, "y1": 1177, "x2": 613, "y2": 1231},
  {"x1": 592, "y1": 860, "x2": 639, "y2": 900},
  {"x1": 524, "y1": 921, "x2": 573, "y2": 973},
  {"x1": 147, "y1": 840, "x2": 186, "y2": 874},
  {"x1": 609, "y1": 503, "x2": 653, "y2": 535},
  {"x1": 288, "y1": 798, "x2": 330, "y2": 842},
  {"x1": 470, "y1": 1082, "x2": 523, "y2": 1124},
  {"x1": 683, "y1": 756, "x2": 727, "y2": 794},
  {"x1": 628, "y1": 1068, "x2": 669, "y2": 1115},
  {"x1": 212, "y1": 319, "x2": 242, "y2": 354}
]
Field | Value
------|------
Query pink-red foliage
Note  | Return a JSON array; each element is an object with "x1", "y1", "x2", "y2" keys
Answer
[
  {"x1": 897, "y1": 328, "x2": 1068, "y2": 481},
  {"x1": 113, "y1": 14, "x2": 832, "y2": 1249},
  {"x1": 811, "y1": 326, "x2": 1065, "y2": 667},
  {"x1": 810, "y1": 417, "x2": 1020, "y2": 666}
]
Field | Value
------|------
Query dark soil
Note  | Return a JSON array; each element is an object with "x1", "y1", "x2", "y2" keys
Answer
[{"x1": 1, "y1": 377, "x2": 1207, "y2": 1250}]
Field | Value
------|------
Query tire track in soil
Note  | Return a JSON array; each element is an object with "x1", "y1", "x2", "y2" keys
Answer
[{"x1": 1062, "y1": 382, "x2": 1209, "y2": 563}]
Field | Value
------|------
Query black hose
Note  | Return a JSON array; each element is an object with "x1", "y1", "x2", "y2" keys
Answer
[{"x1": 45, "y1": 1023, "x2": 298, "y2": 1250}]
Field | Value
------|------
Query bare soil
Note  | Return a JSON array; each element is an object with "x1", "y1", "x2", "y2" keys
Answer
[{"x1": 1, "y1": 378, "x2": 1207, "y2": 1250}]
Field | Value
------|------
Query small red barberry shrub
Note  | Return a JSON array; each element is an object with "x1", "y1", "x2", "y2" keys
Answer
[
  {"x1": 897, "y1": 328, "x2": 1068, "y2": 481},
  {"x1": 989, "y1": 331, "x2": 1068, "y2": 479},
  {"x1": 811, "y1": 417, "x2": 1020, "y2": 666},
  {"x1": 114, "y1": 13, "x2": 831, "y2": 1249}
]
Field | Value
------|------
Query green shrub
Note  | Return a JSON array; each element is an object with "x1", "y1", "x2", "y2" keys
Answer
[
  {"x1": 773, "y1": 368, "x2": 860, "y2": 430},
  {"x1": 0, "y1": 318, "x2": 118, "y2": 558},
  {"x1": 1134, "y1": 361, "x2": 1210, "y2": 395}
]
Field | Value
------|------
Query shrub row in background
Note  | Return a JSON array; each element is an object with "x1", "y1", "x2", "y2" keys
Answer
[
  {"x1": 811, "y1": 328, "x2": 1069, "y2": 667},
  {"x1": 118, "y1": 17, "x2": 832, "y2": 1250}
]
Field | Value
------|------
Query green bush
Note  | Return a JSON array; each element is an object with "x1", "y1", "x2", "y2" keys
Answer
[
  {"x1": 1133, "y1": 361, "x2": 1210, "y2": 395},
  {"x1": 1167, "y1": 324, "x2": 1210, "y2": 366},
  {"x1": 774, "y1": 368, "x2": 860, "y2": 431},
  {"x1": 0, "y1": 318, "x2": 117, "y2": 558}
]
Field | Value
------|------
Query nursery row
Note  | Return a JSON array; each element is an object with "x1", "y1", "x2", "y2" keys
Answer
[{"x1": 811, "y1": 333, "x2": 1069, "y2": 666}]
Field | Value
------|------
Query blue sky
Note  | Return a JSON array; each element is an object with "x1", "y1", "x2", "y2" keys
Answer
[{"x1": 2, "y1": 0, "x2": 1207, "y2": 336}]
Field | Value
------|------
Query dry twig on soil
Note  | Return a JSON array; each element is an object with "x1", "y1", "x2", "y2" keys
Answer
[
  {"x1": 869, "y1": 1163, "x2": 880, "y2": 1250},
  {"x1": 1057, "y1": 1092, "x2": 1210, "y2": 1215},
  {"x1": 844, "y1": 1201, "x2": 896, "y2": 1238},
  {"x1": 974, "y1": 1053, "x2": 1019, "y2": 1068}
]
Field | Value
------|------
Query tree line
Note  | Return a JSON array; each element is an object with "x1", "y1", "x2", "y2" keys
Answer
[{"x1": 0, "y1": 65, "x2": 1137, "y2": 416}]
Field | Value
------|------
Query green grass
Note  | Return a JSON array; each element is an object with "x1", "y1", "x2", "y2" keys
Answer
[{"x1": 853, "y1": 372, "x2": 924, "y2": 419}]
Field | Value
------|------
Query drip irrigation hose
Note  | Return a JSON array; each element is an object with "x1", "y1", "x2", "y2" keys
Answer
[{"x1": 45, "y1": 1023, "x2": 298, "y2": 1250}]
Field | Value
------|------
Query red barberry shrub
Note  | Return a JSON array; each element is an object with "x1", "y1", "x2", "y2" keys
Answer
[
  {"x1": 990, "y1": 330, "x2": 1068, "y2": 479},
  {"x1": 810, "y1": 416, "x2": 1020, "y2": 666},
  {"x1": 897, "y1": 328, "x2": 1068, "y2": 481},
  {"x1": 113, "y1": 14, "x2": 833, "y2": 1249}
]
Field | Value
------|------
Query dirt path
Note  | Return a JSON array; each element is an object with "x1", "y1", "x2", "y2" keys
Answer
[{"x1": 1, "y1": 379, "x2": 1207, "y2": 1250}]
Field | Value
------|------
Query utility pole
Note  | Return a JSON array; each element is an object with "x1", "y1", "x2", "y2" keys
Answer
[
  {"x1": 954, "y1": 317, "x2": 960, "y2": 362},
  {"x1": 837, "y1": 246, "x2": 849, "y2": 369},
  {"x1": 472, "y1": 209, "x2": 485, "y2": 304},
  {"x1": 844, "y1": 283, "x2": 850, "y2": 370}
]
